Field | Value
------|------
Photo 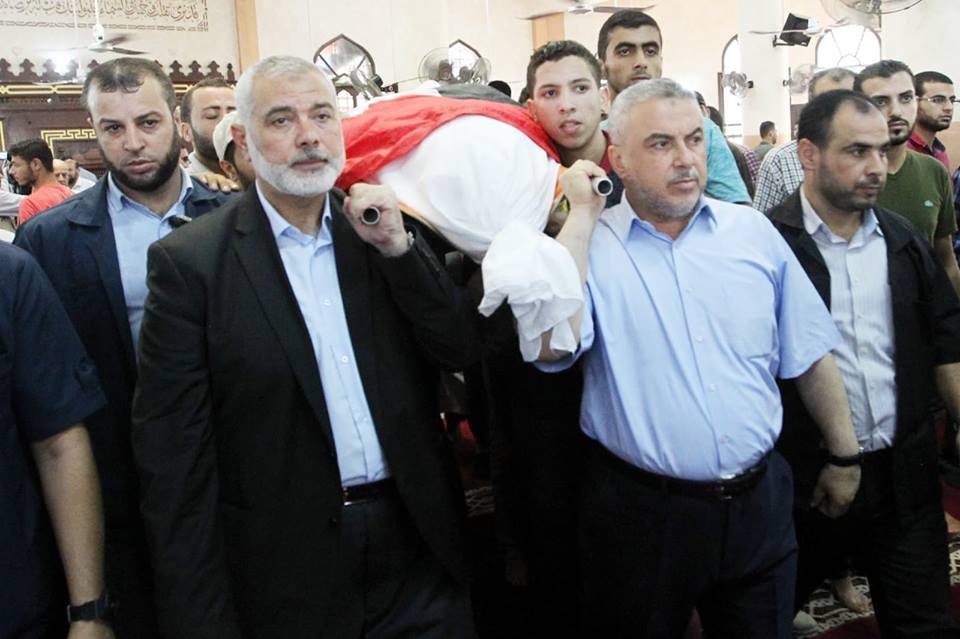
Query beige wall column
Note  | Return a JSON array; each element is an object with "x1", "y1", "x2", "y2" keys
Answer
[
  {"x1": 532, "y1": 13, "x2": 565, "y2": 50},
  {"x1": 235, "y1": 0, "x2": 260, "y2": 73},
  {"x1": 738, "y1": 0, "x2": 791, "y2": 146}
]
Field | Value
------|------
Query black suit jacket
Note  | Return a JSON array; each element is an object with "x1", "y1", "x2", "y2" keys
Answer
[
  {"x1": 131, "y1": 188, "x2": 476, "y2": 639},
  {"x1": 13, "y1": 178, "x2": 229, "y2": 534},
  {"x1": 770, "y1": 190, "x2": 960, "y2": 518}
]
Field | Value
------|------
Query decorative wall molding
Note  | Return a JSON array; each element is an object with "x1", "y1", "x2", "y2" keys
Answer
[
  {"x1": 41, "y1": 128, "x2": 98, "y2": 155},
  {"x1": 0, "y1": 0, "x2": 209, "y2": 32},
  {"x1": 0, "y1": 58, "x2": 235, "y2": 97}
]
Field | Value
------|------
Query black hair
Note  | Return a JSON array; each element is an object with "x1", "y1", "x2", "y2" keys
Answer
[
  {"x1": 8, "y1": 138, "x2": 54, "y2": 172},
  {"x1": 526, "y1": 40, "x2": 602, "y2": 98},
  {"x1": 759, "y1": 120, "x2": 776, "y2": 138},
  {"x1": 597, "y1": 9, "x2": 661, "y2": 60},
  {"x1": 81, "y1": 57, "x2": 176, "y2": 113},
  {"x1": 487, "y1": 80, "x2": 512, "y2": 98},
  {"x1": 181, "y1": 77, "x2": 233, "y2": 125},
  {"x1": 914, "y1": 70, "x2": 954, "y2": 96},
  {"x1": 797, "y1": 89, "x2": 879, "y2": 148},
  {"x1": 854, "y1": 60, "x2": 914, "y2": 93}
]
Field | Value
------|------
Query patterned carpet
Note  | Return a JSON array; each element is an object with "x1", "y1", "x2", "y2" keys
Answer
[{"x1": 795, "y1": 533, "x2": 960, "y2": 638}]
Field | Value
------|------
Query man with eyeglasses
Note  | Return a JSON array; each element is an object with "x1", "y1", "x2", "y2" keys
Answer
[
  {"x1": 909, "y1": 71, "x2": 955, "y2": 172},
  {"x1": 856, "y1": 60, "x2": 960, "y2": 296}
]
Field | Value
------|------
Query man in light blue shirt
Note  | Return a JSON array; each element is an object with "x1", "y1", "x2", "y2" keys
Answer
[{"x1": 537, "y1": 79, "x2": 862, "y2": 638}]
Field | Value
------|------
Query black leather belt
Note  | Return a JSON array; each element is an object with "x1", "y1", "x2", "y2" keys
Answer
[
  {"x1": 590, "y1": 439, "x2": 768, "y2": 501},
  {"x1": 341, "y1": 478, "x2": 396, "y2": 506}
]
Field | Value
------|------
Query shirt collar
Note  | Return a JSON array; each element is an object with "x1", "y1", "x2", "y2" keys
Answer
[
  {"x1": 800, "y1": 185, "x2": 882, "y2": 241},
  {"x1": 909, "y1": 131, "x2": 946, "y2": 154},
  {"x1": 602, "y1": 192, "x2": 716, "y2": 241},
  {"x1": 106, "y1": 166, "x2": 193, "y2": 220},
  {"x1": 255, "y1": 182, "x2": 332, "y2": 246}
]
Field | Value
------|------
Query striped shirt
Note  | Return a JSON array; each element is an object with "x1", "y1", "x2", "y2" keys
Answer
[{"x1": 800, "y1": 188, "x2": 897, "y2": 451}]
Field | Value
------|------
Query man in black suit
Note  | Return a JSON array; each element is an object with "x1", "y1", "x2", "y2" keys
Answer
[
  {"x1": 771, "y1": 90, "x2": 960, "y2": 637},
  {"x1": 131, "y1": 55, "x2": 477, "y2": 639},
  {"x1": 14, "y1": 58, "x2": 230, "y2": 638}
]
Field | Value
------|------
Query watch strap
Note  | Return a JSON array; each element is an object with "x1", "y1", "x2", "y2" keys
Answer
[
  {"x1": 826, "y1": 446, "x2": 864, "y2": 467},
  {"x1": 66, "y1": 590, "x2": 116, "y2": 623}
]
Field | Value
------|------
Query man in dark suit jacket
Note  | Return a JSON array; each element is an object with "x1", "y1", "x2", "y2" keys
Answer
[
  {"x1": 131, "y1": 55, "x2": 477, "y2": 639},
  {"x1": 14, "y1": 58, "x2": 230, "y2": 638},
  {"x1": 771, "y1": 90, "x2": 960, "y2": 636}
]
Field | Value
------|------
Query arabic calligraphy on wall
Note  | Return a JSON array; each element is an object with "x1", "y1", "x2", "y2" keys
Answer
[{"x1": 0, "y1": 0, "x2": 208, "y2": 32}]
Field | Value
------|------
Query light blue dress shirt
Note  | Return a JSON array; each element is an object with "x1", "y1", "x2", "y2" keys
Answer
[
  {"x1": 540, "y1": 196, "x2": 840, "y2": 480},
  {"x1": 800, "y1": 189, "x2": 896, "y2": 451},
  {"x1": 256, "y1": 185, "x2": 388, "y2": 487},
  {"x1": 107, "y1": 168, "x2": 193, "y2": 355}
]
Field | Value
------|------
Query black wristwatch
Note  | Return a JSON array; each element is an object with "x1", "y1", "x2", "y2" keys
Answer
[
  {"x1": 66, "y1": 590, "x2": 117, "y2": 623},
  {"x1": 826, "y1": 446, "x2": 864, "y2": 467}
]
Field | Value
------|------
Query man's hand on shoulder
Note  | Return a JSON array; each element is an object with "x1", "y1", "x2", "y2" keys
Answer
[
  {"x1": 344, "y1": 183, "x2": 411, "y2": 257},
  {"x1": 193, "y1": 172, "x2": 240, "y2": 193}
]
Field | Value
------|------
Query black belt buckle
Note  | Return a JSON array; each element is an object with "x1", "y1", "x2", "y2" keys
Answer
[
  {"x1": 712, "y1": 482, "x2": 735, "y2": 501},
  {"x1": 342, "y1": 486, "x2": 370, "y2": 507}
]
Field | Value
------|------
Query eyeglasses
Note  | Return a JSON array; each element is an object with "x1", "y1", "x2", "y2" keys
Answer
[{"x1": 919, "y1": 95, "x2": 958, "y2": 105}]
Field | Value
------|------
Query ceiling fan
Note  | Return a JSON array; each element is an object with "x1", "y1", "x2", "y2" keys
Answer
[
  {"x1": 42, "y1": 0, "x2": 146, "y2": 57},
  {"x1": 838, "y1": 0, "x2": 924, "y2": 14},
  {"x1": 521, "y1": 1, "x2": 655, "y2": 21}
]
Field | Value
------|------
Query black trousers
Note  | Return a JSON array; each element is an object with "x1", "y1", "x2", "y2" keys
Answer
[
  {"x1": 322, "y1": 491, "x2": 475, "y2": 639},
  {"x1": 579, "y1": 445, "x2": 797, "y2": 639},
  {"x1": 795, "y1": 450, "x2": 960, "y2": 639}
]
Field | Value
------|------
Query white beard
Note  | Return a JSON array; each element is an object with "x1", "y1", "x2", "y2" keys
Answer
[{"x1": 247, "y1": 139, "x2": 345, "y2": 198}]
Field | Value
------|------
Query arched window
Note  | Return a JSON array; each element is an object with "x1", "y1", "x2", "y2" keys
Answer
[
  {"x1": 314, "y1": 35, "x2": 377, "y2": 111},
  {"x1": 448, "y1": 40, "x2": 482, "y2": 83},
  {"x1": 815, "y1": 25, "x2": 881, "y2": 72},
  {"x1": 720, "y1": 36, "x2": 743, "y2": 141}
]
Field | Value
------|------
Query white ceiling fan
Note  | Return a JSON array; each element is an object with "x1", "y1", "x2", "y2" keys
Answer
[
  {"x1": 42, "y1": 0, "x2": 146, "y2": 57},
  {"x1": 521, "y1": 1, "x2": 655, "y2": 21}
]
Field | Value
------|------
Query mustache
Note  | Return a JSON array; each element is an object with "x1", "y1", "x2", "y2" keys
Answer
[
  {"x1": 289, "y1": 148, "x2": 334, "y2": 165},
  {"x1": 856, "y1": 175, "x2": 883, "y2": 188},
  {"x1": 887, "y1": 118, "x2": 910, "y2": 128},
  {"x1": 668, "y1": 168, "x2": 700, "y2": 184}
]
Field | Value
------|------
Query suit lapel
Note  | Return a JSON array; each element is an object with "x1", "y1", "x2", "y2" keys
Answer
[
  {"x1": 230, "y1": 190, "x2": 336, "y2": 451},
  {"x1": 66, "y1": 182, "x2": 137, "y2": 373}
]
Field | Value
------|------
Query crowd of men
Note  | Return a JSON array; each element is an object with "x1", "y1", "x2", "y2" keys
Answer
[{"x1": 4, "y1": 8, "x2": 960, "y2": 639}]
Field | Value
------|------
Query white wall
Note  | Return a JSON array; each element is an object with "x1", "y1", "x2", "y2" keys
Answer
[
  {"x1": 254, "y1": 0, "x2": 534, "y2": 95},
  {"x1": 0, "y1": 0, "x2": 239, "y2": 75}
]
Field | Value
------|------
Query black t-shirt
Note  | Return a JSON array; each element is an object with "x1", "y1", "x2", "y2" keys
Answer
[{"x1": 0, "y1": 243, "x2": 104, "y2": 637}]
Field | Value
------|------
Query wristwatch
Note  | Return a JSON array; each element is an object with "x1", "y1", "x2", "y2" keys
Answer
[
  {"x1": 66, "y1": 590, "x2": 116, "y2": 623},
  {"x1": 826, "y1": 445, "x2": 864, "y2": 467}
]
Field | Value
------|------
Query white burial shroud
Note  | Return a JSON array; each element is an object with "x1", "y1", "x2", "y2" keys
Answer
[{"x1": 373, "y1": 115, "x2": 582, "y2": 362}]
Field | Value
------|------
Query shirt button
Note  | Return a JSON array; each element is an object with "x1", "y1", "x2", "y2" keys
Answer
[
  {"x1": 323, "y1": 299, "x2": 332, "y2": 306},
  {"x1": 695, "y1": 335, "x2": 704, "y2": 343},
  {"x1": 340, "y1": 355, "x2": 349, "y2": 364},
  {"x1": 709, "y1": 384, "x2": 717, "y2": 391},
  {"x1": 328, "y1": 516, "x2": 340, "y2": 528}
]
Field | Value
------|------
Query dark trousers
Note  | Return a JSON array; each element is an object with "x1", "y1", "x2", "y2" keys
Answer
[
  {"x1": 795, "y1": 450, "x2": 960, "y2": 639},
  {"x1": 322, "y1": 491, "x2": 475, "y2": 639},
  {"x1": 105, "y1": 526, "x2": 159, "y2": 639},
  {"x1": 579, "y1": 444, "x2": 797, "y2": 639}
]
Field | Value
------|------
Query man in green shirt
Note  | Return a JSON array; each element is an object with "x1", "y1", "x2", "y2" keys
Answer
[{"x1": 856, "y1": 60, "x2": 960, "y2": 295}]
